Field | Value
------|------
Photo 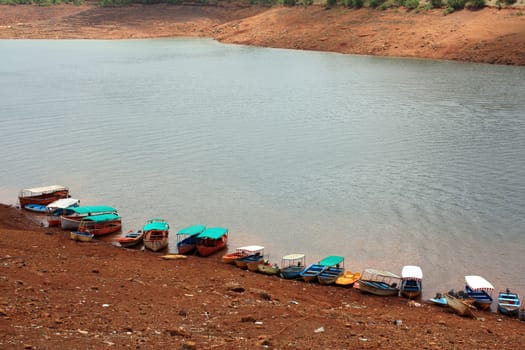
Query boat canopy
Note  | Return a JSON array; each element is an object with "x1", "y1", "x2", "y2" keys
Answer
[
  {"x1": 46, "y1": 198, "x2": 80, "y2": 210},
  {"x1": 143, "y1": 219, "x2": 169, "y2": 232},
  {"x1": 282, "y1": 253, "x2": 305, "y2": 261},
  {"x1": 19, "y1": 185, "x2": 68, "y2": 197},
  {"x1": 319, "y1": 255, "x2": 344, "y2": 267},
  {"x1": 362, "y1": 268, "x2": 401, "y2": 280},
  {"x1": 66, "y1": 206, "x2": 117, "y2": 215},
  {"x1": 465, "y1": 275, "x2": 494, "y2": 292},
  {"x1": 197, "y1": 227, "x2": 228, "y2": 240},
  {"x1": 81, "y1": 213, "x2": 120, "y2": 222},
  {"x1": 401, "y1": 265, "x2": 423, "y2": 280},
  {"x1": 177, "y1": 225, "x2": 206, "y2": 236},
  {"x1": 236, "y1": 245, "x2": 265, "y2": 253}
]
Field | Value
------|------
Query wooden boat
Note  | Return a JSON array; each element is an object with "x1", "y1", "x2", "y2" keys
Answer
[
  {"x1": 19, "y1": 185, "x2": 69, "y2": 208},
  {"x1": 497, "y1": 289, "x2": 521, "y2": 317},
  {"x1": 358, "y1": 268, "x2": 401, "y2": 296},
  {"x1": 24, "y1": 204, "x2": 48, "y2": 213},
  {"x1": 465, "y1": 275, "x2": 494, "y2": 311},
  {"x1": 400, "y1": 265, "x2": 423, "y2": 299},
  {"x1": 335, "y1": 270, "x2": 361, "y2": 287},
  {"x1": 70, "y1": 230, "x2": 94, "y2": 242},
  {"x1": 176, "y1": 225, "x2": 206, "y2": 255},
  {"x1": 257, "y1": 261, "x2": 281, "y2": 275},
  {"x1": 46, "y1": 198, "x2": 80, "y2": 227},
  {"x1": 77, "y1": 213, "x2": 122, "y2": 236},
  {"x1": 116, "y1": 230, "x2": 144, "y2": 248},
  {"x1": 317, "y1": 256, "x2": 345, "y2": 285},
  {"x1": 235, "y1": 247, "x2": 264, "y2": 269},
  {"x1": 429, "y1": 292, "x2": 448, "y2": 306},
  {"x1": 60, "y1": 205, "x2": 117, "y2": 230},
  {"x1": 222, "y1": 245, "x2": 264, "y2": 264},
  {"x1": 300, "y1": 255, "x2": 344, "y2": 283},
  {"x1": 143, "y1": 219, "x2": 170, "y2": 252},
  {"x1": 279, "y1": 254, "x2": 306, "y2": 279},
  {"x1": 195, "y1": 227, "x2": 228, "y2": 257},
  {"x1": 444, "y1": 292, "x2": 476, "y2": 318}
]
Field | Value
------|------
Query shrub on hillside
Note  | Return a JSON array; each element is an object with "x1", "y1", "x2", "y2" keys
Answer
[
  {"x1": 446, "y1": 0, "x2": 466, "y2": 9},
  {"x1": 465, "y1": 0, "x2": 484, "y2": 8},
  {"x1": 404, "y1": 0, "x2": 419, "y2": 8},
  {"x1": 429, "y1": 0, "x2": 443, "y2": 7},
  {"x1": 369, "y1": 0, "x2": 386, "y2": 7}
]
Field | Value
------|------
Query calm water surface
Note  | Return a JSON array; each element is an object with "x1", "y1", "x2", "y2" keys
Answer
[{"x1": 1, "y1": 39, "x2": 524, "y2": 298}]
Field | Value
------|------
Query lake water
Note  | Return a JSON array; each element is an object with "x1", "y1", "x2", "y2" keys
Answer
[{"x1": 1, "y1": 39, "x2": 524, "y2": 299}]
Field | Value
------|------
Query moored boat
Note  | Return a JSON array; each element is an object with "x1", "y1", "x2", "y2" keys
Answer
[
  {"x1": 70, "y1": 230, "x2": 94, "y2": 242},
  {"x1": 60, "y1": 205, "x2": 118, "y2": 230},
  {"x1": 195, "y1": 227, "x2": 228, "y2": 257},
  {"x1": 176, "y1": 225, "x2": 206, "y2": 255},
  {"x1": 444, "y1": 292, "x2": 476, "y2": 318},
  {"x1": 24, "y1": 204, "x2": 48, "y2": 213},
  {"x1": 77, "y1": 213, "x2": 122, "y2": 236},
  {"x1": 429, "y1": 292, "x2": 448, "y2": 306},
  {"x1": 465, "y1": 275, "x2": 494, "y2": 311},
  {"x1": 317, "y1": 256, "x2": 345, "y2": 285},
  {"x1": 279, "y1": 253, "x2": 306, "y2": 279},
  {"x1": 143, "y1": 218, "x2": 170, "y2": 252},
  {"x1": 46, "y1": 198, "x2": 80, "y2": 227},
  {"x1": 358, "y1": 268, "x2": 401, "y2": 296},
  {"x1": 222, "y1": 245, "x2": 264, "y2": 264},
  {"x1": 19, "y1": 185, "x2": 69, "y2": 208},
  {"x1": 235, "y1": 246, "x2": 264, "y2": 269},
  {"x1": 116, "y1": 230, "x2": 144, "y2": 248},
  {"x1": 335, "y1": 270, "x2": 361, "y2": 287},
  {"x1": 497, "y1": 289, "x2": 521, "y2": 317},
  {"x1": 400, "y1": 265, "x2": 423, "y2": 299},
  {"x1": 257, "y1": 261, "x2": 281, "y2": 275},
  {"x1": 299, "y1": 255, "x2": 344, "y2": 283}
]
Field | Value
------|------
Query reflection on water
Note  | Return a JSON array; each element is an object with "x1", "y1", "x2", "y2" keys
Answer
[{"x1": 1, "y1": 39, "x2": 524, "y2": 298}]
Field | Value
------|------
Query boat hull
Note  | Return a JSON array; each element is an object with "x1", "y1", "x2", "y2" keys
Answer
[
  {"x1": 196, "y1": 235, "x2": 228, "y2": 257},
  {"x1": 117, "y1": 231, "x2": 144, "y2": 248},
  {"x1": 358, "y1": 280, "x2": 400, "y2": 296},
  {"x1": 222, "y1": 252, "x2": 245, "y2": 264},
  {"x1": 61, "y1": 216, "x2": 83, "y2": 230},
  {"x1": 79, "y1": 220, "x2": 121, "y2": 236},
  {"x1": 335, "y1": 271, "x2": 361, "y2": 287},
  {"x1": 70, "y1": 231, "x2": 94, "y2": 242},
  {"x1": 318, "y1": 267, "x2": 344, "y2": 285},
  {"x1": 300, "y1": 264, "x2": 326, "y2": 282},
  {"x1": 444, "y1": 293, "x2": 476, "y2": 318},
  {"x1": 19, "y1": 190, "x2": 69, "y2": 208},
  {"x1": 497, "y1": 292, "x2": 520, "y2": 317},
  {"x1": 400, "y1": 279, "x2": 422, "y2": 299},
  {"x1": 257, "y1": 263, "x2": 280, "y2": 275},
  {"x1": 280, "y1": 266, "x2": 304, "y2": 279},
  {"x1": 24, "y1": 204, "x2": 48, "y2": 213}
]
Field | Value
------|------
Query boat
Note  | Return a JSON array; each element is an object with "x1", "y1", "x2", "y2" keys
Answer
[
  {"x1": 60, "y1": 205, "x2": 118, "y2": 230},
  {"x1": 77, "y1": 213, "x2": 122, "y2": 236},
  {"x1": 235, "y1": 247, "x2": 264, "y2": 269},
  {"x1": 70, "y1": 230, "x2": 94, "y2": 242},
  {"x1": 520, "y1": 298, "x2": 525, "y2": 321},
  {"x1": 116, "y1": 230, "x2": 144, "y2": 248},
  {"x1": 497, "y1": 289, "x2": 521, "y2": 317},
  {"x1": 429, "y1": 292, "x2": 448, "y2": 306},
  {"x1": 257, "y1": 261, "x2": 281, "y2": 275},
  {"x1": 19, "y1": 185, "x2": 69, "y2": 208},
  {"x1": 299, "y1": 255, "x2": 344, "y2": 283},
  {"x1": 176, "y1": 225, "x2": 206, "y2": 255},
  {"x1": 195, "y1": 227, "x2": 228, "y2": 257},
  {"x1": 46, "y1": 198, "x2": 80, "y2": 227},
  {"x1": 317, "y1": 256, "x2": 345, "y2": 285},
  {"x1": 335, "y1": 270, "x2": 361, "y2": 287},
  {"x1": 143, "y1": 218, "x2": 170, "y2": 252},
  {"x1": 464, "y1": 275, "x2": 494, "y2": 311},
  {"x1": 222, "y1": 245, "x2": 264, "y2": 264},
  {"x1": 279, "y1": 253, "x2": 306, "y2": 279},
  {"x1": 444, "y1": 292, "x2": 476, "y2": 318},
  {"x1": 24, "y1": 204, "x2": 48, "y2": 213},
  {"x1": 400, "y1": 265, "x2": 423, "y2": 299},
  {"x1": 357, "y1": 268, "x2": 401, "y2": 296}
]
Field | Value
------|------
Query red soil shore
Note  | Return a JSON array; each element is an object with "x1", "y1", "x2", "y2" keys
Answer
[{"x1": 1, "y1": 203, "x2": 524, "y2": 348}]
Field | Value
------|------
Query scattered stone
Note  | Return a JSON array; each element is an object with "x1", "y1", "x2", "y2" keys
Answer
[
  {"x1": 102, "y1": 304, "x2": 110, "y2": 308},
  {"x1": 179, "y1": 310, "x2": 187, "y2": 317},
  {"x1": 168, "y1": 327, "x2": 190, "y2": 337},
  {"x1": 241, "y1": 316, "x2": 256, "y2": 323},
  {"x1": 394, "y1": 320, "x2": 403, "y2": 326},
  {"x1": 77, "y1": 329, "x2": 88, "y2": 335},
  {"x1": 182, "y1": 341, "x2": 197, "y2": 350},
  {"x1": 92, "y1": 269, "x2": 99, "y2": 274},
  {"x1": 289, "y1": 300, "x2": 299, "y2": 305},
  {"x1": 257, "y1": 335, "x2": 271, "y2": 346},
  {"x1": 314, "y1": 326, "x2": 325, "y2": 333}
]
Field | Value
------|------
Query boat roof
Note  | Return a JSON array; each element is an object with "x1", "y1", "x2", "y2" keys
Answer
[
  {"x1": 20, "y1": 185, "x2": 68, "y2": 195},
  {"x1": 143, "y1": 219, "x2": 169, "y2": 231},
  {"x1": 177, "y1": 225, "x2": 206, "y2": 236},
  {"x1": 82, "y1": 213, "x2": 120, "y2": 222},
  {"x1": 197, "y1": 227, "x2": 228, "y2": 240},
  {"x1": 401, "y1": 265, "x2": 423, "y2": 280},
  {"x1": 319, "y1": 255, "x2": 344, "y2": 266},
  {"x1": 465, "y1": 275, "x2": 494, "y2": 291},
  {"x1": 363, "y1": 268, "x2": 401, "y2": 279},
  {"x1": 46, "y1": 198, "x2": 80, "y2": 210},
  {"x1": 67, "y1": 206, "x2": 117, "y2": 214},
  {"x1": 282, "y1": 253, "x2": 305, "y2": 261},
  {"x1": 235, "y1": 245, "x2": 264, "y2": 253}
]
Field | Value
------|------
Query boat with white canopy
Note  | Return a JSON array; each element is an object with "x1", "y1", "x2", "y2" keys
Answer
[
  {"x1": 400, "y1": 265, "x2": 423, "y2": 299},
  {"x1": 465, "y1": 275, "x2": 494, "y2": 310}
]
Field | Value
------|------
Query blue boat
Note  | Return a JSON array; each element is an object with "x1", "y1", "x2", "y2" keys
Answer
[
  {"x1": 465, "y1": 275, "x2": 494, "y2": 311},
  {"x1": 497, "y1": 289, "x2": 521, "y2": 317},
  {"x1": 300, "y1": 255, "x2": 344, "y2": 283},
  {"x1": 279, "y1": 254, "x2": 306, "y2": 279},
  {"x1": 429, "y1": 292, "x2": 447, "y2": 306},
  {"x1": 317, "y1": 256, "x2": 345, "y2": 285},
  {"x1": 176, "y1": 225, "x2": 206, "y2": 255},
  {"x1": 400, "y1": 265, "x2": 423, "y2": 299},
  {"x1": 358, "y1": 268, "x2": 401, "y2": 296},
  {"x1": 24, "y1": 203, "x2": 48, "y2": 213}
]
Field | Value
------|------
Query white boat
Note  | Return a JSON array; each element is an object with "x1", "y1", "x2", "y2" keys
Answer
[
  {"x1": 465, "y1": 275, "x2": 494, "y2": 311},
  {"x1": 60, "y1": 205, "x2": 117, "y2": 230},
  {"x1": 400, "y1": 265, "x2": 423, "y2": 299},
  {"x1": 46, "y1": 198, "x2": 80, "y2": 227},
  {"x1": 19, "y1": 185, "x2": 69, "y2": 208},
  {"x1": 358, "y1": 268, "x2": 401, "y2": 296}
]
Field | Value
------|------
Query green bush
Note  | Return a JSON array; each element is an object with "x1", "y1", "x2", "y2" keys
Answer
[
  {"x1": 325, "y1": 0, "x2": 336, "y2": 7},
  {"x1": 446, "y1": 0, "x2": 465, "y2": 9},
  {"x1": 369, "y1": 0, "x2": 386, "y2": 7},
  {"x1": 504, "y1": 0, "x2": 517, "y2": 4},
  {"x1": 465, "y1": 0, "x2": 484, "y2": 8},
  {"x1": 444, "y1": 5, "x2": 455, "y2": 13},
  {"x1": 404, "y1": 0, "x2": 419, "y2": 8},
  {"x1": 429, "y1": 0, "x2": 442, "y2": 7},
  {"x1": 352, "y1": 0, "x2": 363, "y2": 6}
]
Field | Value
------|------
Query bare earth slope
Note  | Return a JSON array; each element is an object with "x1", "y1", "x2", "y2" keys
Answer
[
  {"x1": 1, "y1": 203, "x2": 525, "y2": 349},
  {"x1": 1, "y1": 4, "x2": 524, "y2": 65}
]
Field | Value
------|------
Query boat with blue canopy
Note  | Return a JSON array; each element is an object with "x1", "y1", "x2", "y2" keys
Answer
[
  {"x1": 77, "y1": 213, "x2": 122, "y2": 236},
  {"x1": 143, "y1": 218, "x2": 170, "y2": 252},
  {"x1": 196, "y1": 227, "x2": 228, "y2": 257},
  {"x1": 176, "y1": 225, "x2": 206, "y2": 255}
]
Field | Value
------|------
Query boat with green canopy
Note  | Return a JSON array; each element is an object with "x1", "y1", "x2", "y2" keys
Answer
[
  {"x1": 176, "y1": 225, "x2": 206, "y2": 255},
  {"x1": 300, "y1": 255, "x2": 344, "y2": 283},
  {"x1": 195, "y1": 227, "x2": 228, "y2": 257},
  {"x1": 143, "y1": 218, "x2": 170, "y2": 252},
  {"x1": 61, "y1": 205, "x2": 118, "y2": 230},
  {"x1": 76, "y1": 213, "x2": 122, "y2": 236}
]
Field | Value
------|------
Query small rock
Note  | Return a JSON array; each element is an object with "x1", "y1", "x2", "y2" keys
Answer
[
  {"x1": 289, "y1": 300, "x2": 299, "y2": 305},
  {"x1": 314, "y1": 326, "x2": 325, "y2": 333},
  {"x1": 168, "y1": 327, "x2": 190, "y2": 337},
  {"x1": 182, "y1": 341, "x2": 197, "y2": 350},
  {"x1": 241, "y1": 316, "x2": 256, "y2": 323},
  {"x1": 178, "y1": 310, "x2": 187, "y2": 317},
  {"x1": 257, "y1": 335, "x2": 271, "y2": 346},
  {"x1": 92, "y1": 269, "x2": 99, "y2": 274},
  {"x1": 394, "y1": 320, "x2": 403, "y2": 326}
]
